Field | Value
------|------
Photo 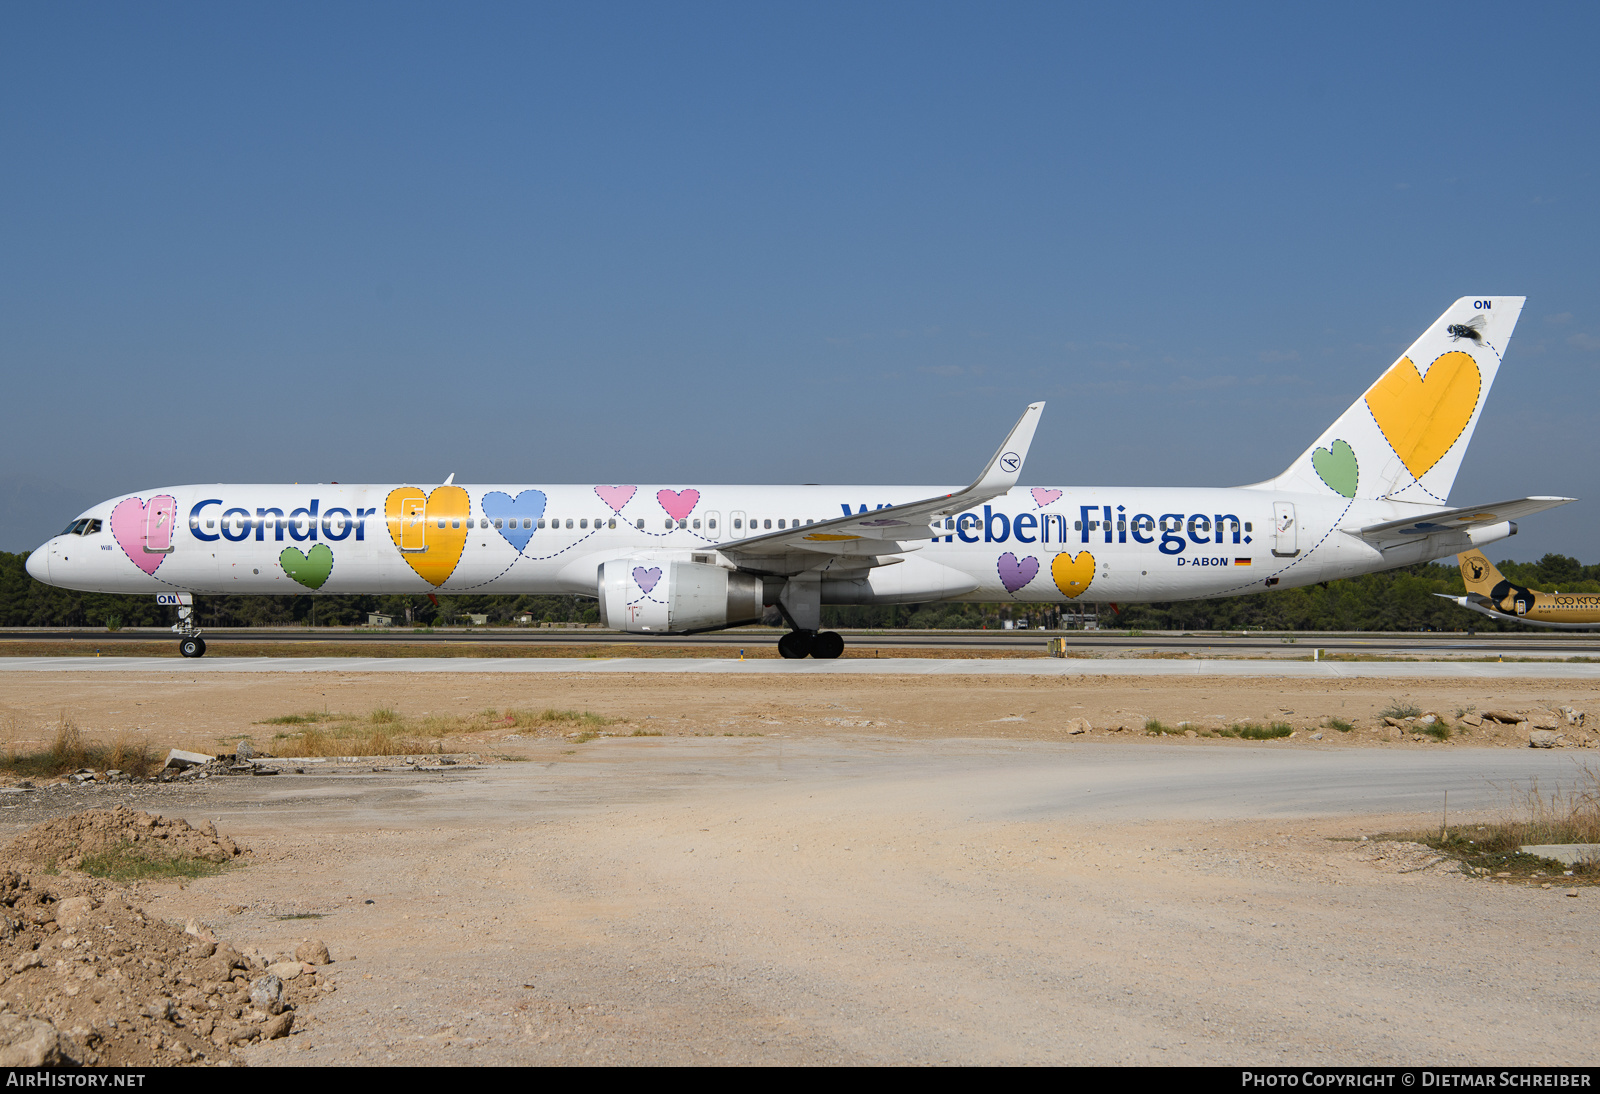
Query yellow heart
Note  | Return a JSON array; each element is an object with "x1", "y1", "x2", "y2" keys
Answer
[
  {"x1": 385, "y1": 486, "x2": 471, "y2": 587},
  {"x1": 1364, "y1": 351, "x2": 1481, "y2": 481},
  {"x1": 1050, "y1": 550, "x2": 1095, "y2": 599}
]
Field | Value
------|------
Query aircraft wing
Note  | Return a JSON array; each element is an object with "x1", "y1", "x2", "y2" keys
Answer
[
  {"x1": 719, "y1": 402, "x2": 1044, "y2": 572},
  {"x1": 1353, "y1": 496, "x2": 1575, "y2": 548}
]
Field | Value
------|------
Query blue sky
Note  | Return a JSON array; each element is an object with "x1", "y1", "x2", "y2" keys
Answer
[{"x1": 3, "y1": 2, "x2": 1597, "y2": 561}]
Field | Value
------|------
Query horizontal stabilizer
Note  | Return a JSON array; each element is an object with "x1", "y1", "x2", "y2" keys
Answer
[{"x1": 1354, "y1": 496, "x2": 1574, "y2": 546}]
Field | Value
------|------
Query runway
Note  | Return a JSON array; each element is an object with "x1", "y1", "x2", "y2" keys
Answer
[{"x1": 4, "y1": 655, "x2": 1598, "y2": 678}]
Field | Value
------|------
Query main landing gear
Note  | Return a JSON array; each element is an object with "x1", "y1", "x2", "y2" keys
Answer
[
  {"x1": 173, "y1": 602, "x2": 206, "y2": 658},
  {"x1": 777, "y1": 629, "x2": 844, "y2": 660}
]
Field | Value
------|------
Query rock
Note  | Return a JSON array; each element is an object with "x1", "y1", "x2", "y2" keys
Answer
[
  {"x1": 1483, "y1": 710, "x2": 1521, "y2": 724},
  {"x1": 10, "y1": 951, "x2": 44, "y2": 972},
  {"x1": 1183, "y1": 729, "x2": 1198, "y2": 739},
  {"x1": 266, "y1": 961, "x2": 303, "y2": 981},
  {"x1": 1529, "y1": 730, "x2": 1563, "y2": 749},
  {"x1": 295, "y1": 939, "x2": 332, "y2": 966},
  {"x1": 144, "y1": 997, "x2": 175, "y2": 1022},
  {"x1": 161, "y1": 748, "x2": 213, "y2": 771},
  {"x1": 1569, "y1": 889, "x2": 1580, "y2": 898},
  {"x1": 1383, "y1": 717, "x2": 1404, "y2": 727},
  {"x1": 1417, "y1": 714, "x2": 1438, "y2": 727},
  {"x1": 1461, "y1": 712, "x2": 1484, "y2": 726},
  {"x1": 262, "y1": 1012, "x2": 294, "y2": 1040},
  {"x1": 249, "y1": 974, "x2": 287, "y2": 1015},
  {"x1": 1064, "y1": 718, "x2": 1091, "y2": 736},
  {"x1": 1527, "y1": 711, "x2": 1561, "y2": 730},
  {"x1": 54, "y1": 896, "x2": 95, "y2": 927},
  {"x1": 0, "y1": 1013, "x2": 61, "y2": 1067},
  {"x1": 184, "y1": 918, "x2": 217, "y2": 943},
  {"x1": 1311, "y1": 732, "x2": 1323, "y2": 740},
  {"x1": 235, "y1": 741, "x2": 255, "y2": 761}
]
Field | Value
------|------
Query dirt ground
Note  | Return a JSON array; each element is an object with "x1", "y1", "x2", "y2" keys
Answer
[
  {"x1": 0, "y1": 669, "x2": 1596, "y2": 1065},
  {"x1": 0, "y1": 671, "x2": 1596, "y2": 757}
]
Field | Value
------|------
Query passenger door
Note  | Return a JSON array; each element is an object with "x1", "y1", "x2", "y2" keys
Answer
[{"x1": 1272, "y1": 502, "x2": 1299, "y2": 558}]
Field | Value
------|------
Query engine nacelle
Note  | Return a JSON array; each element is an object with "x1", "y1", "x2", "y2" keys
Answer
[{"x1": 598, "y1": 559, "x2": 764, "y2": 634}]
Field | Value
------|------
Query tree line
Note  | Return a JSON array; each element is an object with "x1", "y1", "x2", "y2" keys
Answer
[{"x1": 2, "y1": 550, "x2": 1596, "y2": 632}]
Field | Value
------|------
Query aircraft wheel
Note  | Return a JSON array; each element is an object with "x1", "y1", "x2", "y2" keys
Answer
[
  {"x1": 179, "y1": 637, "x2": 206, "y2": 658},
  {"x1": 812, "y1": 631, "x2": 844, "y2": 659},
  {"x1": 777, "y1": 630, "x2": 814, "y2": 659}
]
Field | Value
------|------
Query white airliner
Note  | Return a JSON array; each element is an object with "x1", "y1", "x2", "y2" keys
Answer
[{"x1": 26, "y1": 296, "x2": 1573, "y2": 659}]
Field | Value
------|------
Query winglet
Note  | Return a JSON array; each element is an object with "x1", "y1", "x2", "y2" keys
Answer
[{"x1": 966, "y1": 402, "x2": 1045, "y2": 497}]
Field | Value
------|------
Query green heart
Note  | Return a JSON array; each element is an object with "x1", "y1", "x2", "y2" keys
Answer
[
  {"x1": 1311, "y1": 438, "x2": 1359, "y2": 499},
  {"x1": 279, "y1": 544, "x2": 334, "y2": 590}
]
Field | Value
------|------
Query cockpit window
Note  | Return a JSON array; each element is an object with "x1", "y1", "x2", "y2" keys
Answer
[{"x1": 60, "y1": 519, "x2": 102, "y2": 537}]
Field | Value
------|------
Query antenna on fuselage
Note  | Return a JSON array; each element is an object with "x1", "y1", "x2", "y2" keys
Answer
[{"x1": 443, "y1": 473, "x2": 455, "y2": 485}]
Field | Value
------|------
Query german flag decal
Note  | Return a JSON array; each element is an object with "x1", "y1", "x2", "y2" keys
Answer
[{"x1": 1235, "y1": 558, "x2": 1253, "y2": 566}]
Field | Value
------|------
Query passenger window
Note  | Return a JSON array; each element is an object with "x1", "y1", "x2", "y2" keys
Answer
[
  {"x1": 678, "y1": 519, "x2": 687, "y2": 529},
  {"x1": 777, "y1": 519, "x2": 785, "y2": 529},
  {"x1": 734, "y1": 519, "x2": 742, "y2": 529},
  {"x1": 1245, "y1": 522, "x2": 1253, "y2": 532},
  {"x1": 635, "y1": 519, "x2": 644, "y2": 529},
  {"x1": 580, "y1": 519, "x2": 588, "y2": 529},
  {"x1": 665, "y1": 519, "x2": 673, "y2": 529},
  {"x1": 495, "y1": 519, "x2": 503, "y2": 529},
  {"x1": 537, "y1": 518, "x2": 546, "y2": 529},
  {"x1": 1074, "y1": 521, "x2": 1081, "y2": 530},
  {"x1": 565, "y1": 519, "x2": 573, "y2": 529},
  {"x1": 693, "y1": 519, "x2": 701, "y2": 529},
  {"x1": 523, "y1": 518, "x2": 532, "y2": 529},
  {"x1": 608, "y1": 518, "x2": 616, "y2": 529},
  {"x1": 763, "y1": 519, "x2": 771, "y2": 529},
  {"x1": 709, "y1": 519, "x2": 717, "y2": 529},
  {"x1": 452, "y1": 519, "x2": 460, "y2": 529}
]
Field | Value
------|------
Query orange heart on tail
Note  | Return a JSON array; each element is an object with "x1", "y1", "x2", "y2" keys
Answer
[
  {"x1": 1364, "y1": 351, "x2": 1480, "y2": 481},
  {"x1": 385, "y1": 486, "x2": 471, "y2": 587},
  {"x1": 1050, "y1": 551, "x2": 1095, "y2": 599}
]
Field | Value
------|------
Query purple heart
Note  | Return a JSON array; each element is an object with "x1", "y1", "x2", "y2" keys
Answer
[
  {"x1": 632, "y1": 566, "x2": 662, "y2": 596},
  {"x1": 997, "y1": 552, "x2": 1039, "y2": 594}
]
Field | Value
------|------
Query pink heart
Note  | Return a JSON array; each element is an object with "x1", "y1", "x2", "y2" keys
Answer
[
  {"x1": 1031, "y1": 488, "x2": 1063, "y2": 508},
  {"x1": 594, "y1": 485, "x2": 637, "y2": 513},
  {"x1": 656, "y1": 489, "x2": 700, "y2": 522},
  {"x1": 632, "y1": 566, "x2": 662, "y2": 596},
  {"x1": 110, "y1": 495, "x2": 176, "y2": 576},
  {"x1": 997, "y1": 552, "x2": 1039, "y2": 594}
]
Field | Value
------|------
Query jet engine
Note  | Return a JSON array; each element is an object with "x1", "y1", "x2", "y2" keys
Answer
[{"x1": 598, "y1": 559, "x2": 764, "y2": 634}]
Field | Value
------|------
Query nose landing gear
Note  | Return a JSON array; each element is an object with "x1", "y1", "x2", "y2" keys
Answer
[{"x1": 173, "y1": 602, "x2": 206, "y2": 658}]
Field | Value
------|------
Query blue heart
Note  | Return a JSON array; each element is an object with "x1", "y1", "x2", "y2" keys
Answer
[{"x1": 481, "y1": 490, "x2": 547, "y2": 552}]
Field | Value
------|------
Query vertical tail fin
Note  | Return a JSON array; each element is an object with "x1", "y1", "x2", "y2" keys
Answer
[
  {"x1": 1261, "y1": 296, "x2": 1524, "y2": 504},
  {"x1": 1457, "y1": 550, "x2": 1507, "y2": 596}
]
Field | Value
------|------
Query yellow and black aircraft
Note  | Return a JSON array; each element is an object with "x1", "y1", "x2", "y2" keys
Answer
[{"x1": 1439, "y1": 552, "x2": 1600, "y2": 630}]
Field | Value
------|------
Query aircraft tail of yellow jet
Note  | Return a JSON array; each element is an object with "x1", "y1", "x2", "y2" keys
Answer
[{"x1": 1457, "y1": 551, "x2": 1508, "y2": 596}]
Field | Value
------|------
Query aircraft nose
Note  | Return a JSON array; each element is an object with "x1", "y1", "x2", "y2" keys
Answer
[{"x1": 25, "y1": 545, "x2": 49, "y2": 583}]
